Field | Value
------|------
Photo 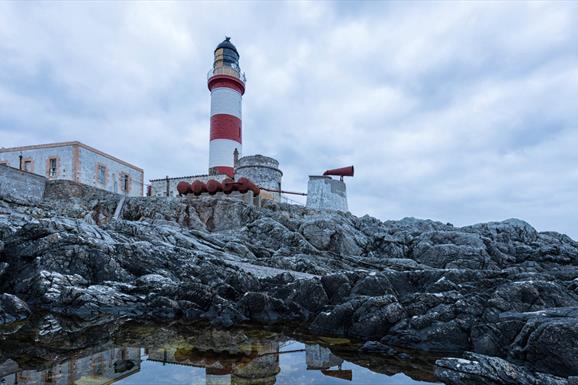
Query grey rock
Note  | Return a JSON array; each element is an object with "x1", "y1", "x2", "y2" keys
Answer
[
  {"x1": 350, "y1": 295, "x2": 405, "y2": 338},
  {"x1": 435, "y1": 352, "x2": 569, "y2": 385},
  {"x1": 0, "y1": 294, "x2": 30, "y2": 325},
  {"x1": 0, "y1": 193, "x2": 577, "y2": 380}
]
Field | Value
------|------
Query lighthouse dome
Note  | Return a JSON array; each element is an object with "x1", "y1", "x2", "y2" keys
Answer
[{"x1": 215, "y1": 37, "x2": 239, "y2": 55}]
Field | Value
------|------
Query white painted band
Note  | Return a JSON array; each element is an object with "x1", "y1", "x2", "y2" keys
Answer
[
  {"x1": 211, "y1": 88, "x2": 242, "y2": 119},
  {"x1": 209, "y1": 139, "x2": 242, "y2": 169}
]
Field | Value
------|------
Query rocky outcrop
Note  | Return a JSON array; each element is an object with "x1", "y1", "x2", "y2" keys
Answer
[
  {"x1": 1, "y1": 193, "x2": 577, "y2": 384},
  {"x1": 0, "y1": 294, "x2": 30, "y2": 325},
  {"x1": 435, "y1": 352, "x2": 572, "y2": 385}
]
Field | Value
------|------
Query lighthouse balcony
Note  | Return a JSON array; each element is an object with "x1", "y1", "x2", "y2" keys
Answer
[{"x1": 207, "y1": 66, "x2": 246, "y2": 84}]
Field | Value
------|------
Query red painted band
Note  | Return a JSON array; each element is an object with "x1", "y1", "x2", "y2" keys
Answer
[
  {"x1": 211, "y1": 166, "x2": 234, "y2": 178},
  {"x1": 210, "y1": 114, "x2": 242, "y2": 142},
  {"x1": 208, "y1": 75, "x2": 245, "y2": 95}
]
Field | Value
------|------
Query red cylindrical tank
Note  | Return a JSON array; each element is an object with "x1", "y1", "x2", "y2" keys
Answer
[
  {"x1": 323, "y1": 166, "x2": 354, "y2": 177},
  {"x1": 176, "y1": 181, "x2": 191, "y2": 195},
  {"x1": 252, "y1": 185, "x2": 260, "y2": 196},
  {"x1": 245, "y1": 179, "x2": 260, "y2": 196},
  {"x1": 237, "y1": 177, "x2": 250, "y2": 193},
  {"x1": 206, "y1": 179, "x2": 222, "y2": 195},
  {"x1": 222, "y1": 178, "x2": 235, "y2": 194},
  {"x1": 191, "y1": 180, "x2": 207, "y2": 196}
]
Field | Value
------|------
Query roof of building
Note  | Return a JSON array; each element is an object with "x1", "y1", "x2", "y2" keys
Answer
[
  {"x1": 0, "y1": 141, "x2": 143, "y2": 172},
  {"x1": 215, "y1": 37, "x2": 239, "y2": 55}
]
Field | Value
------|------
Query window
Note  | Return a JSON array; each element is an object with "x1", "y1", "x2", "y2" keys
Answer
[
  {"x1": 24, "y1": 160, "x2": 32, "y2": 172},
  {"x1": 120, "y1": 174, "x2": 130, "y2": 193},
  {"x1": 48, "y1": 158, "x2": 57, "y2": 177},
  {"x1": 98, "y1": 165, "x2": 106, "y2": 184}
]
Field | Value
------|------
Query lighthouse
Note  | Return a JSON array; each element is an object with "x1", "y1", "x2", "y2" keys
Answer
[
  {"x1": 150, "y1": 37, "x2": 284, "y2": 201},
  {"x1": 207, "y1": 37, "x2": 245, "y2": 177}
]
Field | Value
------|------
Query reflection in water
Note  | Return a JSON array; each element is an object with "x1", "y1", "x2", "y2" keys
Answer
[
  {"x1": 0, "y1": 320, "x2": 441, "y2": 385},
  {"x1": 1, "y1": 347, "x2": 141, "y2": 385}
]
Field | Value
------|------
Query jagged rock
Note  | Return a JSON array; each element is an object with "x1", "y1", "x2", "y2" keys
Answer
[
  {"x1": 310, "y1": 298, "x2": 364, "y2": 336},
  {"x1": 351, "y1": 274, "x2": 394, "y2": 296},
  {"x1": 238, "y1": 292, "x2": 301, "y2": 323},
  {"x1": 57, "y1": 285, "x2": 143, "y2": 319},
  {"x1": 489, "y1": 280, "x2": 577, "y2": 313},
  {"x1": 435, "y1": 352, "x2": 569, "y2": 385},
  {"x1": 321, "y1": 273, "x2": 352, "y2": 304},
  {"x1": 134, "y1": 274, "x2": 178, "y2": 296},
  {"x1": 350, "y1": 295, "x2": 405, "y2": 338},
  {"x1": 0, "y1": 294, "x2": 30, "y2": 325},
  {"x1": 503, "y1": 307, "x2": 578, "y2": 377},
  {"x1": 0, "y1": 194, "x2": 577, "y2": 381},
  {"x1": 146, "y1": 295, "x2": 181, "y2": 319}
]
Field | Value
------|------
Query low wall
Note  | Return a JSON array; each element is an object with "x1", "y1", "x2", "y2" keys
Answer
[
  {"x1": 0, "y1": 164, "x2": 47, "y2": 204},
  {"x1": 43, "y1": 179, "x2": 120, "y2": 201}
]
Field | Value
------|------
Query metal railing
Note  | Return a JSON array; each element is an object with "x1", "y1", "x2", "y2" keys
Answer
[
  {"x1": 207, "y1": 66, "x2": 246, "y2": 83},
  {"x1": 281, "y1": 195, "x2": 305, "y2": 206}
]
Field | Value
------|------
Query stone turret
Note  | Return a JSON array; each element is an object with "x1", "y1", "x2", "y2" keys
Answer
[{"x1": 235, "y1": 155, "x2": 282, "y2": 202}]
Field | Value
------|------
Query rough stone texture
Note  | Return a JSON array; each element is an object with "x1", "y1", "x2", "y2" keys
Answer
[
  {"x1": 235, "y1": 155, "x2": 283, "y2": 202},
  {"x1": 44, "y1": 179, "x2": 120, "y2": 201},
  {"x1": 0, "y1": 293, "x2": 31, "y2": 325},
  {"x1": 0, "y1": 165, "x2": 46, "y2": 204},
  {"x1": 306, "y1": 176, "x2": 348, "y2": 212},
  {"x1": 436, "y1": 352, "x2": 570, "y2": 385},
  {"x1": 0, "y1": 193, "x2": 577, "y2": 385}
]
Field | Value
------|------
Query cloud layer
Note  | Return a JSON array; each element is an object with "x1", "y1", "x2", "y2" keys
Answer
[{"x1": 1, "y1": 1, "x2": 577, "y2": 239}]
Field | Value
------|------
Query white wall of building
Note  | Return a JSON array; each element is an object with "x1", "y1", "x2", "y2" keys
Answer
[
  {"x1": 78, "y1": 146, "x2": 143, "y2": 196},
  {"x1": 0, "y1": 142, "x2": 143, "y2": 197},
  {"x1": 0, "y1": 145, "x2": 73, "y2": 180}
]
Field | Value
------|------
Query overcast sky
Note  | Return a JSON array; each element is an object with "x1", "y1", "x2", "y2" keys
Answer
[{"x1": 1, "y1": 1, "x2": 577, "y2": 239}]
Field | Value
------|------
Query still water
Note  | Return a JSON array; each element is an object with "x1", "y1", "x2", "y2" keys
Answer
[{"x1": 0, "y1": 320, "x2": 442, "y2": 385}]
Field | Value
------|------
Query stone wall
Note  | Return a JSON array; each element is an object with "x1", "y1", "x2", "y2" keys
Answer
[
  {"x1": 306, "y1": 176, "x2": 348, "y2": 212},
  {"x1": 43, "y1": 179, "x2": 120, "y2": 201},
  {"x1": 0, "y1": 164, "x2": 46, "y2": 204},
  {"x1": 235, "y1": 155, "x2": 282, "y2": 202}
]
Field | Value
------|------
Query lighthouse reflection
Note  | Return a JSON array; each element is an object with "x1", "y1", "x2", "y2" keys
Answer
[
  {"x1": 0, "y1": 326, "x2": 441, "y2": 385},
  {"x1": 147, "y1": 330, "x2": 283, "y2": 385}
]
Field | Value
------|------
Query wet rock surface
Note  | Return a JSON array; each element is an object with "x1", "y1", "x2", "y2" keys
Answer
[
  {"x1": 1, "y1": 189, "x2": 577, "y2": 384},
  {"x1": 435, "y1": 352, "x2": 571, "y2": 385}
]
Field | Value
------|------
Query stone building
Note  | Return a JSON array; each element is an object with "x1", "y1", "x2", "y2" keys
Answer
[
  {"x1": 235, "y1": 155, "x2": 282, "y2": 202},
  {"x1": 306, "y1": 176, "x2": 348, "y2": 212},
  {"x1": 0, "y1": 141, "x2": 144, "y2": 197}
]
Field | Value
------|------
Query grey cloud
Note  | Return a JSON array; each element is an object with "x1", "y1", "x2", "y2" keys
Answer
[{"x1": 0, "y1": 1, "x2": 577, "y2": 239}]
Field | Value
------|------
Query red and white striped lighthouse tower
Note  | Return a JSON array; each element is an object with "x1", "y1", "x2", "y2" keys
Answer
[{"x1": 207, "y1": 37, "x2": 246, "y2": 177}]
